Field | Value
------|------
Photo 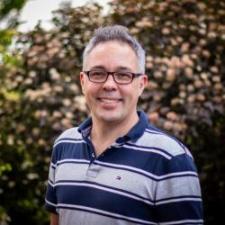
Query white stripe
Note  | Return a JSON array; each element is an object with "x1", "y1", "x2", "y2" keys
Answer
[
  {"x1": 94, "y1": 160, "x2": 197, "y2": 180},
  {"x1": 122, "y1": 144, "x2": 172, "y2": 159},
  {"x1": 159, "y1": 219, "x2": 204, "y2": 225},
  {"x1": 54, "y1": 181, "x2": 153, "y2": 206},
  {"x1": 57, "y1": 158, "x2": 89, "y2": 165},
  {"x1": 145, "y1": 129, "x2": 163, "y2": 135},
  {"x1": 158, "y1": 171, "x2": 198, "y2": 179},
  {"x1": 49, "y1": 165, "x2": 55, "y2": 183},
  {"x1": 45, "y1": 198, "x2": 57, "y2": 207},
  {"x1": 155, "y1": 176, "x2": 201, "y2": 201},
  {"x1": 51, "y1": 162, "x2": 56, "y2": 169},
  {"x1": 53, "y1": 161, "x2": 199, "y2": 205},
  {"x1": 58, "y1": 209, "x2": 149, "y2": 225},
  {"x1": 54, "y1": 159, "x2": 198, "y2": 183},
  {"x1": 155, "y1": 197, "x2": 202, "y2": 205},
  {"x1": 48, "y1": 180, "x2": 54, "y2": 187},
  {"x1": 54, "y1": 162, "x2": 200, "y2": 204},
  {"x1": 58, "y1": 203, "x2": 157, "y2": 225},
  {"x1": 136, "y1": 131, "x2": 186, "y2": 156},
  {"x1": 54, "y1": 139, "x2": 85, "y2": 148},
  {"x1": 55, "y1": 127, "x2": 82, "y2": 140},
  {"x1": 54, "y1": 162, "x2": 156, "y2": 201}
]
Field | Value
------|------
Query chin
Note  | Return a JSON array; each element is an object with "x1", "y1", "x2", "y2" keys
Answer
[{"x1": 97, "y1": 111, "x2": 124, "y2": 123}]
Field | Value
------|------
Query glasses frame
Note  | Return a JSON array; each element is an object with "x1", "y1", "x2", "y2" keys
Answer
[{"x1": 83, "y1": 70, "x2": 143, "y2": 85}]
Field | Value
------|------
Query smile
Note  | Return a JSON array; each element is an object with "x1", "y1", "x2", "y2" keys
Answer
[{"x1": 97, "y1": 98, "x2": 122, "y2": 103}]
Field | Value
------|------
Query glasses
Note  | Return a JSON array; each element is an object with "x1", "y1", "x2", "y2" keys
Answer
[{"x1": 83, "y1": 70, "x2": 142, "y2": 85}]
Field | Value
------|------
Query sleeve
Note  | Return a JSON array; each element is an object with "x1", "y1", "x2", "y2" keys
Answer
[
  {"x1": 154, "y1": 152, "x2": 204, "y2": 224},
  {"x1": 45, "y1": 147, "x2": 58, "y2": 214}
]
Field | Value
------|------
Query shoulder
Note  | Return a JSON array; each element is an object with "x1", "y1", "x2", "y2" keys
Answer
[
  {"x1": 50, "y1": 127, "x2": 84, "y2": 162},
  {"x1": 135, "y1": 124, "x2": 192, "y2": 158},
  {"x1": 136, "y1": 125, "x2": 198, "y2": 175},
  {"x1": 53, "y1": 127, "x2": 83, "y2": 147}
]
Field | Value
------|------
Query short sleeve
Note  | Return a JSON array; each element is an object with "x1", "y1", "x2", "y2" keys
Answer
[
  {"x1": 154, "y1": 153, "x2": 203, "y2": 224},
  {"x1": 45, "y1": 147, "x2": 58, "y2": 214}
]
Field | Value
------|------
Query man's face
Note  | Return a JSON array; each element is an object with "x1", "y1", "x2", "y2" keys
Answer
[{"x1": 80, "y1": 41, "x2": 147, "y2": 124}]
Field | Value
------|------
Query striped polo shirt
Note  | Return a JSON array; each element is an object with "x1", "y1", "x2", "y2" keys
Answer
[{"x1": 45, "y1": 111, "x2": 203, "y2": 225}]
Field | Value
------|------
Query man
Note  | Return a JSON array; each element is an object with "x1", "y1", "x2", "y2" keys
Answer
[{"x1": 45, "y1": 25, "x2": 203, "y2": 225}]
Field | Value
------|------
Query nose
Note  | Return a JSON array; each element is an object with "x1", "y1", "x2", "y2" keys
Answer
[{"x1": 102, "y1": 74, "x2": 117, "y2": 90}]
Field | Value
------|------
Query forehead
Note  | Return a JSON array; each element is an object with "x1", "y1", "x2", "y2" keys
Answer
[{"x1": 84, "y1": 41, "x2": 138, "y2": 70}]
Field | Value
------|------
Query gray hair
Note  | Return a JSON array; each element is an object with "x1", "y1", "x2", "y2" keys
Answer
[{"x1": 82, "y1": 25, "x2": 146, "y2": 73}]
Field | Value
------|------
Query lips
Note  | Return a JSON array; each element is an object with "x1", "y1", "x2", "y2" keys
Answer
[
  {"x1": 97, "y1": 97, "x2": 122, "y2": 102},
  {"x1": 96, "y1": 97, "x2": 123, "y2": 110}
]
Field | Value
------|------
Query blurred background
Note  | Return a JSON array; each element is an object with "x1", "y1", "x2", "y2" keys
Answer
[{"x1": 0, "y1": 0, "x2": 224, "y2": 224}]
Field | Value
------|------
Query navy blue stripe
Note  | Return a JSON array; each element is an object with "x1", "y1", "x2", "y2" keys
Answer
[
  {"x1": 52, "y1": 143, "x2": 197, "y2": 177},
  {"x1": 45, "y1": 184, "x2": 57, "y2": 206},
  {"x1": 165, "y1": 222, "x2": 203, "y2": 225},
  {"x1": 53, "y1": 157, "x2": 198, "y2": 182},
  {"x1": 53, "y1": 142, "x2": 90, "y2": 161},
  {"x1": 146, "y1": 124, "x2": 162, "y2": 132},
  {"x1": 94, "y1": 161, "x2": 198, "y2": 181},
  {"x1": 55, "y1": 180, "x2": 154, "y2": 204},
  {"x1": 57, "y1": 205, "x2": 155, "y2": 225},
  {"x1": 163, "y1": 154, "x2": 197, "y2": 174},
  {"x1": 154, "y1": 201, "x2": 203, "y2": 222},
  {"x1": 56, "y1": 185, "x2": 155, "y2": 221},
  {"x1": 45, "y1": 203, "x2": 57, "y2": 213},
  {"x1": 98, "y1": 147, "x2": 158, "y2": 171},
  {"x1": 94, "y1": 161, "x2": 159, "y2": 181}
]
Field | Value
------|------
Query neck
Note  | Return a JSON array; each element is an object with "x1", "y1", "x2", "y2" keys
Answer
[{"x1": 90, "y1": 111, "x2": 139, "y2": 156}]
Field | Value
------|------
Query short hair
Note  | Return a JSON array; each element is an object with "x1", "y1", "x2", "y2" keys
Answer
[{"x1": 82, "y1": 25, "x2": 146, "y2": 73}]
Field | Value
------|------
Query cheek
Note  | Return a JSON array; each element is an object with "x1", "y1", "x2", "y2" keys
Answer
[
  {"x1": 83, "y1": 84, "x2": 99, "y2": 99},
  {"x1": 121, "y1": 87, "x2": 139, "y2": 102}
]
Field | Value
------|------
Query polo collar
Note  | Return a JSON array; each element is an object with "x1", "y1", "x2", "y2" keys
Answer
[{"x1": 78, "y1": 111, "x2": 149, "y2": 143}]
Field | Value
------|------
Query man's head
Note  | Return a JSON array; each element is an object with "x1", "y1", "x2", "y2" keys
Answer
[
  {"x1": 83, "y1": 25, "x2": 146, "y2": 74},
  {"x1": 80, "y1": 25, "x2": 148, "y2": 124}
]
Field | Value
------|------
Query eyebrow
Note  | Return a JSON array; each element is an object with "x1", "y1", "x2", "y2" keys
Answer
[
  {"x1": 90, "y1": 66, "x2": 106, "y2": 70},
  {"x1": 89, "y1": 65, "x2": 132, "y2": 72}
]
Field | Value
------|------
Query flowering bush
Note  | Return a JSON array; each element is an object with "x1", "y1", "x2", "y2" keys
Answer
[{"x1": 0, "y1": 1, "x2": 224, "y2": 224}]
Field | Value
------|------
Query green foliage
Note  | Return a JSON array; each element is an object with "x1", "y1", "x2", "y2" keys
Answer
[
  {"x1": 0, "y1": 163, "x2": 11, "y2": 176},
  {"x1": 0, "y1": 0, "x2": 28, "y2": 223},
  {"x1": 0, "y1": 0, "x2": 27, "y2": 70},
  {"x1": 0, "y1": 1, "x2": 224, "y2": 224},
  {"x1": 0, "y1": 0, "x2": 27, "y2": 27},
  {"x1": 0, "y1": 0, "x2": 26, "y2": 18}
]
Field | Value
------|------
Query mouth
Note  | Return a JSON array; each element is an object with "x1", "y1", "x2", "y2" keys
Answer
[{"x1": 97, "y1": 97, "x2": 123, "y2": 103}]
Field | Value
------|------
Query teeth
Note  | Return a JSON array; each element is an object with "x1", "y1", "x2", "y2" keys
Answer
[{"x1": 101, "y1": 98, "x2": 118, "y2": 102}]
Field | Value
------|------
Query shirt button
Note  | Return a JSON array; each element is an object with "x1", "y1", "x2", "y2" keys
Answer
[{"x1": 91, "y1": 153, "x2": 95, "y2": 157}]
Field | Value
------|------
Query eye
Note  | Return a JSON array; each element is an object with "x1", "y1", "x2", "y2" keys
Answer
[
  {"x1": 115, "y1": 72, "x2": 132, "y2": 81},
  {"x1": 90, "y1": 70, "x2": 106, "y2": 77},
  {"x1": 89, "y1": 71, "x2": 107, "y2": 81}
]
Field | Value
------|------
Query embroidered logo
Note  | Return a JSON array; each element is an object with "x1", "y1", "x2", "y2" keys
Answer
[{"x1": 116, "y1": 175, "x2": 122, "y2": 180}]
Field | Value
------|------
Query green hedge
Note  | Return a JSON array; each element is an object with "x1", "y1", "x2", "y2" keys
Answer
[{"x1": 0, "y1": 1, "x2": 224, "y2": 224}]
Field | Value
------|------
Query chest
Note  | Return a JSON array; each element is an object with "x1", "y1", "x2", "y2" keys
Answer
[{"x1": 54, "y1": 143, "x2": 156, "y2": 205}]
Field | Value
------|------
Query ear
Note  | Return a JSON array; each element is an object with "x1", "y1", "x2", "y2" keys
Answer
[
  {"x1": 80, "y1": 72, "x2": 85, "y2": 94},
  {"x1": 138, "y1": 74, "x2": 148, "y2": 96}
]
